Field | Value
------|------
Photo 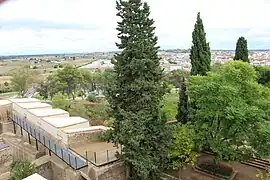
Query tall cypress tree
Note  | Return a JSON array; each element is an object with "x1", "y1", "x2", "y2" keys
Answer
[
  {"x1": 105, "y1": 0, "x2": 170, "y2": 179},
  {"x1": 234, "y1": 37, "x2": 249, "y2": 63},
  {"x1": 190, "y1": 12, "x2": 211, "y2": 76},
  {"x1": 176, "y1": 77, "x2": 188, "y2": 124}
]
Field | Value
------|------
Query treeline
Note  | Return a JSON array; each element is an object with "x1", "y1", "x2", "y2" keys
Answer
[{"x1": 101, "y1": 1, "x2": 270, "y2": 180}]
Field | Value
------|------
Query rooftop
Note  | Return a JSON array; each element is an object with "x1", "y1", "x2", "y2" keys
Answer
[
  {"x1": 0, "y1": 100, "x2": 11, "y2": 106},
  {"x1": 22, "y1": 173, "x2": 47, "y2": 180},
  {"x1": 17, "y1": 102, "x2": 52, "y2": 109},
  {"x1": 28, "y1": 108, "x2": 69, "y2": 117},
  {"x1": 42, "y1": 116, "x2": 89, "y2": 128},
  {"x1": 9, "y1": 98, "x2": 40, "y2": 103},
  {"x1": 64, "y1": 126, "x2": 108, "y2": 134}
]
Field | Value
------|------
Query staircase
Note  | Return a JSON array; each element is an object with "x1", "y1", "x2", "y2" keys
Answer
[{"x1": 242, "y1": 158, "x2": 270, "y2": 170}]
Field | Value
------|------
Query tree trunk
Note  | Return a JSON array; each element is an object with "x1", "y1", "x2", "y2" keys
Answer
[
  {"x1": 178, "y1": 167, "x2": 183, "y2": 180},
  {"x1": 125, "y1": 165, "x2": 130, "y2": 180}
]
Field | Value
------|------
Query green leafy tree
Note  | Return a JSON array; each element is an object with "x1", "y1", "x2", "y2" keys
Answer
[
  {"x1": 79, "y1": 69, "x2": 93, "y2": 98},
  {"x1": 234, "y1": 36, "x2": 249, "y2": 63},
  {"x1": 57, "y1": 65, "x2": 82, "y2": 99},
  {"x1": 46, "y1": 73, "x2": 68, "y2": 99},
  {"x1": 168, "y1": 124, "x2": 197, "y2": 179},
  {"x1": 189, "y1": 61, "x2": 270, "y2": 162},
  {"x1": 105, "y1": 0, "x2": 171, "y2": 179},
  {"x1": 37, "y1": 82, "x2": 49, "y2": 99},
  {"x1": 164, "y1": 70, "x2": 189, "y2": 88},
  {"x1": 176, "y1": 77, "x2": 188, "y2": 124},
  {"x1": 9, "y1": 67, "x2": 41, "y2": 96},
  {"x1": 10, "y1": 160, "x2": 37, "y2": 180},
  {"x1": 190, "y1": 12, "x2": 211, "y2": 76},
  {"x1": 51, "y1": 92, "x2": 69, "y2": 111},
  {"x1": 254, "y1": 66, "x2": 270, "y2": 87}
]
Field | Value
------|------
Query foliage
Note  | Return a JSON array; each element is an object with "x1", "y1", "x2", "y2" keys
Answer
[
  {"x1": 9, "y1": 67, "x2": 42, "y2": 96},
  {"x1": 10, "y1": 160, "x2": 37, "y2": 180},
  {"x1": 51, "y1": 92, "x2": 69, "y2": 111},
  {"x1": 176, "y1": 77, "x2": 189, "y2": 124},
  {"x1": 88, "y1": 100, "x2": 109, "y2": 121},
  {"x1": 56, "y1": 65, "x2": 82, "y2": 99},
  {"x1": 254, "y1": 66, "x2": 270, "y2": 87},
  {"x1": 257, "y1": 167, "x2": 270, "y2": 180},
  {"x1": 105, "y1": 0, "x2": 171, "y2": 179},
  {"x1": 189, "y1": 61, "x2": 270, "y2": 162},
  {"x1": 164, "y1": 70, "x2": 189, "y2": 88},
  {"x1": 168, "y1": 124, "x2": 197, "y2": 171},
  {"x1": 38, "y1": 67, "x2": 109, "y2": 100},
  {"x1": 87, "y1": 94, "x2": 97, "y2": 102},
  {"x1": 190, "y1": 12, "x2": 211, "y2": 76},
  {"x1": 68, "y1": 103, "x2": 90, "y2": 120},
  {"x1": 37, "y1": 82, "x2": 49, "y2": 99},
  {"x1": 4, "y1": 81, "x2": 9, "y2": 86},
  {"x1": 234, "y1": 36, "x2": 249, "y2": 63}
]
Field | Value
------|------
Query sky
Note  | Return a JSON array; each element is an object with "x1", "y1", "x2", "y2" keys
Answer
[{"x1": 0, "y1": 0, "x2": 269, "y2": 55}]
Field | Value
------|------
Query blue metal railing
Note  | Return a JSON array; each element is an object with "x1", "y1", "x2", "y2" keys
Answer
[{"x1": 11, "y1": 114, "x2": 88, "y2": 170}]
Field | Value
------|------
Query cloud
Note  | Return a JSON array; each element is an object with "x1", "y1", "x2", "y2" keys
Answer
[{"x1": 0, "y1": 0, "x2": 269, "y2": 55}]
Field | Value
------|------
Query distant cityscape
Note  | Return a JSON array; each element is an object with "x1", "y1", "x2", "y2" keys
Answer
[{"x1": 1, "y1": 49, "x2": 270, "y2": 72}]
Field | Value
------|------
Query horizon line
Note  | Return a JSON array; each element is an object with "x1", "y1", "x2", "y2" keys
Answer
[{"x1": 0, "y1": 48, "x2": 269, "y2": 57}]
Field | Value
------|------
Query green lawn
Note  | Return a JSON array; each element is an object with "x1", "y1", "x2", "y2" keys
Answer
[{"x1": 162, "y1": 91, "x2": 178, "y2": 121}]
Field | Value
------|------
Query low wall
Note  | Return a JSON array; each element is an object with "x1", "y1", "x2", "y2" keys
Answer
[
  {"x1": 67, "y1": 130, "x2": 103, "y2": 147},
  {"x1": 0, "y1": 147, "x2": 12, "y2": 165},
  {"x1": 0, "y1": 122, "x2": 13, "y2": 134},
  {"x1": 87, "y1": 161, "x2": 125, "y2": 180},
  {"x1": 0, "y1": 104, "x2": 11, "y2": 123}
]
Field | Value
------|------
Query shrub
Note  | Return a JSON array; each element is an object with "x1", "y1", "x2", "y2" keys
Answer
[
  {"x1": 87, "y1": 94, "x2": 97, "y2": 102},
  {"x1": 4, "y1": 81, "x2": 9, "y2": 86},
  {"x1": 59, "y1": 64, "x2": 63, "y2": 68},
  {"x1": 53, "y1": 65, "x2": 58, "y2": 68},
  {"x1": 10, "y1": 160, "x2": 37, "y2": 180}
]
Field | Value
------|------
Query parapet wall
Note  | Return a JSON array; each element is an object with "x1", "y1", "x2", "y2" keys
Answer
[{"x1": 67, "y1": 130, "x2": 102, "y2": 147}]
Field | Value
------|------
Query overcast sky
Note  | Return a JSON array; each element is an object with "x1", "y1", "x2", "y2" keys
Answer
[{"x1": 0, "y1": 0, "x2": 269, "y2": 55}]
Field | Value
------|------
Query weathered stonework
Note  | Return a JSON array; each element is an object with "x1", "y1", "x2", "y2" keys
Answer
[
  {"x1": 0, "y1": 147, "x2": 12, "y2": 166},
  {"x1": 0, "y1": 122, "x2": 13, "y2": 134},
  {"x1": 68, "y1": 130, "x2": 102, "y2": 147},
  {"x1": 87, "y1": 161, "x2": 125, "y2": 180}
]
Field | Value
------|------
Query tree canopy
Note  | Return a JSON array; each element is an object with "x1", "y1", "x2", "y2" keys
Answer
[
  {"x1": 234, "y1": 36, "x2": 249, "y2": 63},
  {"x1": 190, "y1": 12, "x2": 211, "y2": 76},
  {"x1": 9, "y1": 67, "x2": 41, "y2": 96},
  {"x1": 105, "y1": 0, "x2": 171, "y2": 179},
  {"x1": 189, "y1": 61, "x2": 270, "y2": 161}
]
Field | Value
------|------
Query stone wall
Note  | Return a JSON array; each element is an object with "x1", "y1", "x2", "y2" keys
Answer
[
  {"x1": 87, "y1": 161, "x2": 125, "y2": 180},
  {"x1": 49, "y1": 155, "x2": 84, "y2": 180},
  {"x1": 68, "y1": 130, "x2": 102, "y2": 147},
  {"x1": 0, "y1": 147, "x2": 12, "y2": 165},
  {"x1": 0, "y1": 122, "x2": 13, "y2": 134},
  {"x1": 0, "y1": 105, "x2": 11, "y2": 123},
  {"x1": 2, "y1": 133, "x2": 44, "y2": 161}
]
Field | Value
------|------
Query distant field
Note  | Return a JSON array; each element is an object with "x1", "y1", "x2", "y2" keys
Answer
[
  {"x1": 0, "y1": 76, "x2": 11, "y2": 84},
  {"x1": 0, "y1": 58, "x2": 94, "y2": 75}
]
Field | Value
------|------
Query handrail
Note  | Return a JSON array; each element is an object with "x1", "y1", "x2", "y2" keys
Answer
[
  {"x1": 10, "y1": 115, "x2": 88, "y2": 170},
  {"x1": 10, "y1": 114, "x2": 122, "y2": 169}
]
